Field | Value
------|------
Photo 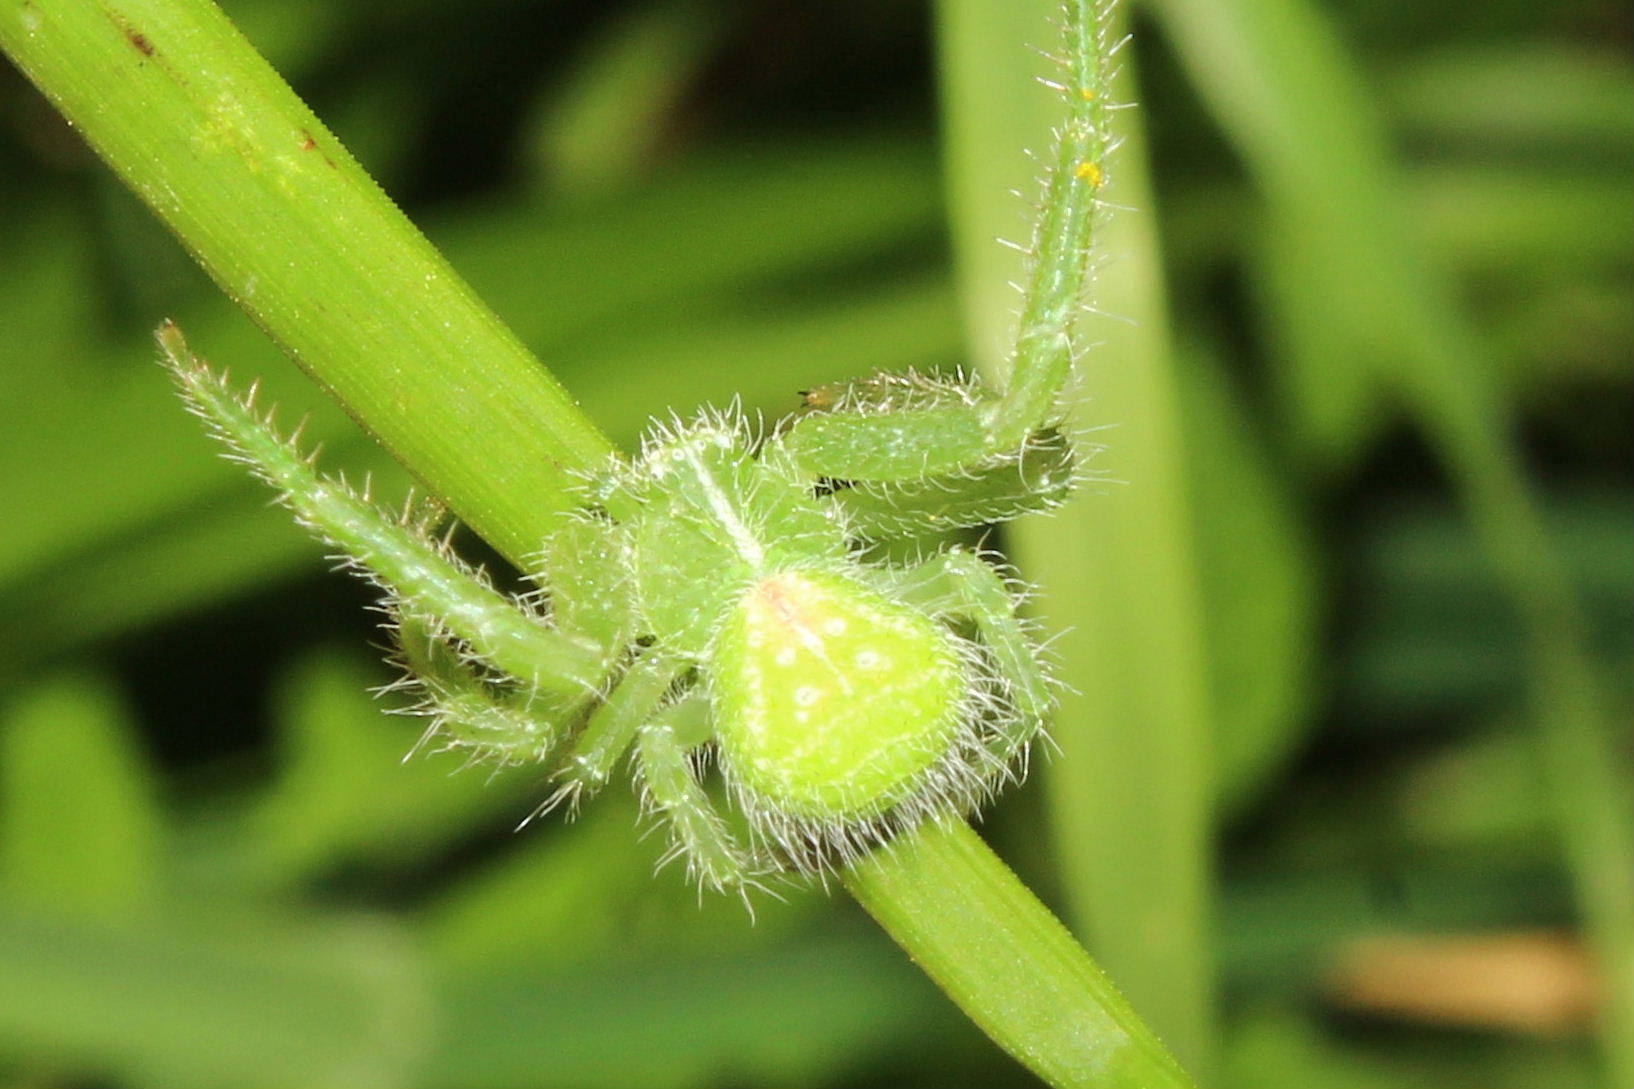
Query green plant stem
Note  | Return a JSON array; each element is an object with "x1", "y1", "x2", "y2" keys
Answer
[
  {"x1": 0, "y1": 0, "x2": 613, "y2": 558},
  {"x1": 844, "y1": 820, "x2": 1193, "y2": 1089},
  {"x1": 938, "y1": 0, "x2": 1217, "y2": 1074},
  {"x1": 1, "y1": 0, "x2": 1190, "y2": 1081}
]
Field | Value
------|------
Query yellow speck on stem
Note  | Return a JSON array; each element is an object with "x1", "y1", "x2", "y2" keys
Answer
[{"x1": 1074, "y1": 160, "x2": 1103, "y2": 187}]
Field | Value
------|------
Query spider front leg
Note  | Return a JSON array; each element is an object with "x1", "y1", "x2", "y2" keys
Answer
[
  {"x1": 775, "y1": 5, "x2": 1110, "y2": 511},
  {"x1": 161, "y1": 326, "x2": 608, "y2": 708},
  {"x1": 164, "y1": 328, "x2": 640, "y2": 779}
]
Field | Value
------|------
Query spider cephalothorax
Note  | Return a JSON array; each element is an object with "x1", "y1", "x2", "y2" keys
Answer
[{"x1": 159, "y1": 0, "x2": 1114, "y2": 893}]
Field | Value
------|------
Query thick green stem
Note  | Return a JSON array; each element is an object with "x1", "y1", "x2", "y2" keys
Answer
[
  {"x1": 845, "y1": 820, "x2": 1193, "y2": 1089},
  {"x1": 0, "y1": 0, "x2": 613, "y2": 558}
]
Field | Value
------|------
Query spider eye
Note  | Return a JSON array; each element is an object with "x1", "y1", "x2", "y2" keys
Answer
[{"x1": 710, "y1": 570, "x2": 964, "y2": 822}]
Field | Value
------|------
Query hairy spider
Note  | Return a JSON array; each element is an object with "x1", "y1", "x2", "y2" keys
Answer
[{"x1": 159, "y1": 0, "x2": 1115, "y2": 893}]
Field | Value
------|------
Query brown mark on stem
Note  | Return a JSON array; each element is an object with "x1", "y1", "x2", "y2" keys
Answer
[
  {"x1": 104, "y1": 8, "x2": 158, "y2": 59},
  {"x1": 298, "y1": 128, "x2": 336, "y2": 168}
]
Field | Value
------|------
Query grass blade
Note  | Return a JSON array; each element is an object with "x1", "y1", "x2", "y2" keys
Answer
[
  {"x1": 1148, "y1": 0, "x2": 1634, "y2": 1078},
  {"x1": 937, "y1": 0, "x2": 1217, "y2": 1072}
]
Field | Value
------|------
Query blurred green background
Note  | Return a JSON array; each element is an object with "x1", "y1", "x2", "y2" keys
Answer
[{"x1": 1, "y1": 0, "x2": 1629, "y2": 1085}]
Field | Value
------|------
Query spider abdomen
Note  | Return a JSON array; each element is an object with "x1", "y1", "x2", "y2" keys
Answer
[{"x1": 711, "y1": 569, "x2": 965, "y2": 822}]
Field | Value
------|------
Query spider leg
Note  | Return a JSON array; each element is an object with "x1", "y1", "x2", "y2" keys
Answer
[
  {"x1": 768, "y1": 16, "x2": 1112, "y2": 524},
  {"x1": 766, "y1": 379, "x2": 1076, "y2": 538},
  {"x1": 819, "y1": 426, "x2": 1076, "y2": 538},
  {"x1": 550, "y1": 650, "x2": 687, "y2": 805},
  {"x1": 887, "y1": 549, "x2": 1053, "y2": 772},
  {"x1": 779, "y1": 398, "x2": 997, "y2": 483},
  {"x1": 162, "y1": 336, "x2": 606, "y2": 702},
  {"x1": 392, "y1": 610, "x2": 580, "y2": 765},
  {"x1": 635, "y1": 696, "x2": 756, "y2": 893}
]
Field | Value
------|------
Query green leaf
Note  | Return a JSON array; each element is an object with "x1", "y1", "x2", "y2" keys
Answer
[
  {"x1": 255, "y1": 649, "x2": 532, "y2": 882},
  {"x1": 937, "y1": 0, "x2": 1217, "y2": 1070},
  {"x1": 0, "y1": 673, "x2": 162, "y2": 915},
  {"x1": 1175, "y1": 342, "x2": 1317, "y2": 814},
  {"x1": 528, "y1": 0, "x2": 725, "y2": 200},
  {"x1": 0, "y1": 900, "x2": 426, "y2": 1088},
  {"x1": 1148, "y1": 0, "x2": 1634, "y2": 1076},
  {"x1": 423, "y1": 936, "x2": 952, "y2": 1089}
]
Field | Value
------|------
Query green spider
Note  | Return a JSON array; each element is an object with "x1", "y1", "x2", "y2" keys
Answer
[{"x1": 160, "y1": 0, "x2": 1114, "y2": 893}]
